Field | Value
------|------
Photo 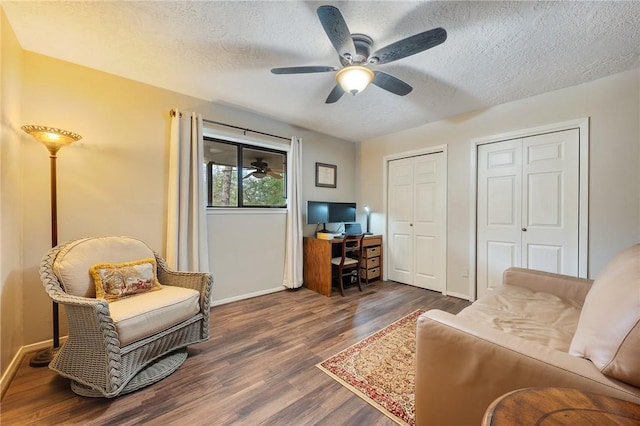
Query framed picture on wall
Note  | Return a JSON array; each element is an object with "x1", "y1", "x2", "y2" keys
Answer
[{"x1": 315, "y1": 162, "x2": 337, "y2": 188}]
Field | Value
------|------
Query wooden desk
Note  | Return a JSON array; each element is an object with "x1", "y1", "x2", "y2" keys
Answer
[
  {"x1": 303, "y1": 235, "x2": 383, "y2": 297},
  {"x1": 483, "y1": 387, "x2": 640, "y2": 425}
]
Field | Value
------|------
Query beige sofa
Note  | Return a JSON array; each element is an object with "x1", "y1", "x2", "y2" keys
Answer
[{"x1": 415, "y1": 244, "x2": 640, "y2": 425}]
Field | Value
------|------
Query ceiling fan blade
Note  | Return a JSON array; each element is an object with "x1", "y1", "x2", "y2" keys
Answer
[
  {"x1": 268, "y1": 171, "x2": 283, "y2": 179},
  {"x1": 317, "y1": 5, "x2": 356, "y2": 59},
  {"x1": 271, "y1": 66, "x2": 338, "y2": 74},
  {"x1": 325, "y1": 84, "x2": 345, "y2": 104},
  {"x1": 243, "y1": 172, "x2": 255, "y2": 179},
  {"x1": 370, "y1": 27, "x2": 447, "y2": 65},
  {"x1": 372, "y1": 71, "x2": 413, "y2": 96}
]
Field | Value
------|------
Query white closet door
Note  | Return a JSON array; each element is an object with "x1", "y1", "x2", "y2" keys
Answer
[
  {"x1": 477, "y1": 139, "x2": 523, "y2": 298},
  {"x1": 388, "y1": 152, "x2": 446, "y2": 292},
  {"x1": 476, "y1": 129, "x2": 580, "y2": 299},
  {"x1": 388, "y1": 157, "x2": 414, "y2": 284},
  {"x1": 522, "y1": 130, "x2": 579, "y2": 274},
  {"x1": 413, "y1": 154, "x2": 445, "y2": 292}
]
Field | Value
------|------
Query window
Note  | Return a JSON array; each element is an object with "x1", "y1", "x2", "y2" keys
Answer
[{"x1": 204, "y1": 138, "x2": 287, "y2": 208}]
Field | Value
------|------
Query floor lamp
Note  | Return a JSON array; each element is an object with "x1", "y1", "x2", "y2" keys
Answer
[{"x1": 21, "y1": 125, "x2": 82, "y2": 367}]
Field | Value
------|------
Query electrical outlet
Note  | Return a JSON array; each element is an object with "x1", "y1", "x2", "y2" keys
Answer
[{"x1": 462, "y1": 268, "x2": 469, "y2": 278}]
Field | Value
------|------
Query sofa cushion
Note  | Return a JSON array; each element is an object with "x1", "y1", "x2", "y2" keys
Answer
[
  {"x1": 458, "y1": 284, "x2": 582, "y2": 352},
  {"x1": 90, "y1": 258, "x2": 162, "y2": 301},
  {"x1": 109, "y1": 285, "x2": 200, "y2": 346},
  {"x1": 53, "y1": 236, "x2": 155, "y2": 297},
  {"x1": 569, "y1": 244, "x2": 640, "y2": 387}
]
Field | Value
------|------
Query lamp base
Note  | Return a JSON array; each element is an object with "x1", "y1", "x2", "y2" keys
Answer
[{"x1": 29, "y1": 346, "x2": 60, "y2": 367}]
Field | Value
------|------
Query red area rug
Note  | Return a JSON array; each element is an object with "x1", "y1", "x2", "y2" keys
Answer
[{"x1": 317, "y1": 310, "x2": 425, "y2": 426}]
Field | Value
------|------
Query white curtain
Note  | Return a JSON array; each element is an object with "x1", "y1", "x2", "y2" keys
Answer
[
  {"x1": 283, "y1": 137, "x2": 303, "y2": 288},
  {"x1": 166, "y1": 109, "x2": 210, "y2": 272}
]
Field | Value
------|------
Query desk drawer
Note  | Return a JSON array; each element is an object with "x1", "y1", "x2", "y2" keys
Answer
[
  {"x1": 364, "y1": 246, "x2": 381, "y2": 258},
  {"x1": 361, "y1": 267, "x2": 380, "y2": 279},
  {"x1": 360, "y1": 257, "x2": 380, "y2": 269},
  {"x1": 363, "y1": 237, "x2": 382, "y2": 247}
]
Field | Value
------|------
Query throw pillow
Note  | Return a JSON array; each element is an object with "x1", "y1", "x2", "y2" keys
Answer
[
  {"x1": 569, "y1": 244, "x2": 640, "y2": 387},
  {"x1": 90, "y1": 258, "x2": 162, "y2": 301}
]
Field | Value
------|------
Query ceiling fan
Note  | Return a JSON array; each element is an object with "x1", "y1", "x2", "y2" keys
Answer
[
  {"x1": 244, "y1": 158, "x2": 283, "y2": 179},
  {"x1": 271, "y1": 5, "x2": 447, "y2": 103}
]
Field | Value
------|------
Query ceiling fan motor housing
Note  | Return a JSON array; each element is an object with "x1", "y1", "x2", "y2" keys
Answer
[{"x1": 343, "y1": 33, "x2": 374, "y2": 65}]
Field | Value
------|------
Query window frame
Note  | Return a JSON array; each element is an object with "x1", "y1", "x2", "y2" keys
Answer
[{"x1": 204, "y1": 136, "x2": 288, "y2": 209}]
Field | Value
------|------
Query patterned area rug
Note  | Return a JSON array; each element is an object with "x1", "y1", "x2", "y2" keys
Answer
[{"x1": 317, "y1": 309, "x2": 425, "y2": 426}]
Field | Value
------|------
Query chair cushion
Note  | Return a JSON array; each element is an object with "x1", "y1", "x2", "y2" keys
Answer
[
  {"x1": 90, "y1": 258, "x2": 162, "y2": 301},
  {"x1": 569, "y1": 244, "x2": 640, "y2": 387},
  {"x1": 331, "y1": 257, "x2": 358, "y2": 266},
  {"x1": 53, "y1": 236, "x2": 155, "y2": 297},
  {"x1": 109, "y1": 285, "x2": 200, "y2": 346}
]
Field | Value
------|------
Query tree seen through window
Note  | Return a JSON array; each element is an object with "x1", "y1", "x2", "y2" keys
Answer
[{"x1": 205, "y1": 139, "x2": 286, "y2": 208}]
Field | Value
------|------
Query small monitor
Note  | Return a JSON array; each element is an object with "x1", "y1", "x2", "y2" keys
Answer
[
  {"x1": 307, "y1": 201, "x2": 329, "y2": 225},
  {"x1": 328, "y1": 202, "x2": 356, "y2": 223},
  {"x1": 344, "y1": 223, "x2": 362, "y2": 235}
]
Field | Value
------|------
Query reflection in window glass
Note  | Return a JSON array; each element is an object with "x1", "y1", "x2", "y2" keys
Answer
[
  {"x1": 204, "y1": 138, "x2": 287, "y2": 208},
  {"x1": 205, "y1": 140, "x2": 238, "y2": 207}
]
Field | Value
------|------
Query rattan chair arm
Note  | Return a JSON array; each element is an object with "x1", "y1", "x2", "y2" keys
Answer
[
  {"x1": 154, "y1": 252, "x2": 213, "y2": 320},
  {"x1": 49, "y1": 291, "x2": 110, "y2": 308}
]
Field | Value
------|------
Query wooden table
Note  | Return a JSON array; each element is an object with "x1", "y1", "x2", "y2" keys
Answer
[
  {"x1": 483, "y1": 387, "x2": 640, "y2": 425},
  {"x1": 303, "y1": 235, "x2": 382, "y2": 297}
]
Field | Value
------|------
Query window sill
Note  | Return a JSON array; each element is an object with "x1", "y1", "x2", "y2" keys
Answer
[{"x1": 206, "y1": 208, "x2": 287, "y2": 216}]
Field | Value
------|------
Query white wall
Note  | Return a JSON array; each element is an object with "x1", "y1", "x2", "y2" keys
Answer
[
  {"x1": 359, "y1": 68, "x2": 640, "y2": 298},
  {"x1": 301, "y1": 135, "x2": 358, "y2": 236},
  {"x1": 193, "y1": 108, "x2": 356, "y2": 304},
  {"x1": 207, "y1": 210, "x2": 286, "y2": 304}
]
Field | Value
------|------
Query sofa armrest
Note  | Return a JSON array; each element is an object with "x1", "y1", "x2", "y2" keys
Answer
[
  {"x1": 415, "y1": 310, "x2": 640, "y2": 426},
  {"x1": 502, "y1": 267, "x2": 593, "y2": 304}
]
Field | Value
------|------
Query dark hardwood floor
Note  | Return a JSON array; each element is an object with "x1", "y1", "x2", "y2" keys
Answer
[{"x1": 1, "y1": 281, "x2": 470, "y2": 426}]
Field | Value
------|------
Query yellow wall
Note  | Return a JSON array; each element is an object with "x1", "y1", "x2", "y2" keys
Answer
[
  {"x1": 19, "y1": 52, "x2": 211, "y2": 345},
  {"x1": 359, "y1": 68, "x2": 640, "y2": 297},
  {"x1": 1, "y1": 8, "x2": 25, "y2": 389}
]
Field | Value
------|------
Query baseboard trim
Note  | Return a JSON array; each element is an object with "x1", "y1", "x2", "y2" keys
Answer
[
  {"x1": 210, "y1": 286, "x2": 285, "y2": 307},
  {"x1": 0, "y1": 346, "x2": 26, "y2": 400},
  {"x1": 1, "y1": 337, "x2": 68, "y2": 400},
  {"x1": 446, "y1": 291, "x2": 472, "y2": 301}
]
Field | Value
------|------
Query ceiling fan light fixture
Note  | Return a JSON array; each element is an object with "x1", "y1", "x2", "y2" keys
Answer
[{"x1": 335, "y1": 65, "x2": 374, "y2": 96}]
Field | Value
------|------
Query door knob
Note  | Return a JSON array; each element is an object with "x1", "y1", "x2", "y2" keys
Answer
[{"x1": 522, "y1": 228, "x2": 527, "y2": 232}]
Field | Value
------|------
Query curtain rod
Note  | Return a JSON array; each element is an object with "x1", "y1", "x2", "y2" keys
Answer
[
  {"x1": 202, "y1": 119, "x2": 290, "y2": 142},
  {"x1": 170, "y1": 110, "x2": 291, "y2": 142}
]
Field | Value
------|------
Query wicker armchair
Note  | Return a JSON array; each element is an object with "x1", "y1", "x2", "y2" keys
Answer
[{"x1": 39, "y1": 236, "x2": 212, "y2": 397}]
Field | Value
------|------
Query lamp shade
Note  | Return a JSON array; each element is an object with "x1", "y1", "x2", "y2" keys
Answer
[
  {"x1": 335, "y1": 66, "x2": 374, "y2": 96},
  {"x1": 21, "y1": 125, "x2": 82, "y2": 155}
]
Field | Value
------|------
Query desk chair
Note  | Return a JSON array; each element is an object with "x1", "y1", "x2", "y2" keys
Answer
[{"x1": 331, "y1": 234, "x2": 365, "y2": 296}]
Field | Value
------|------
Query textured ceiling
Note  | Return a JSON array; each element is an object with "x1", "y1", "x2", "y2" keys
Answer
[{"x1": 3, "y1": 1, "x2": 640, "y2": 142}]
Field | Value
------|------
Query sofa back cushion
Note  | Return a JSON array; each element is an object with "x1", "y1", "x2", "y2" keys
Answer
[
  {"x1": 53, "y1": 236, "x2": 156, "y2": 298},
  {"x1": 569, "y1": 244, "x2": 640, "y2": 387}
]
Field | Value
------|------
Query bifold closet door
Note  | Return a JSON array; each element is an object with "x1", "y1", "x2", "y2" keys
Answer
[
  {"x1": 476, "y1": 129, "x2": 579, "y2": 299},
  {"x1": 387, "y1": 152, "x2": 445, "y2": 292}
]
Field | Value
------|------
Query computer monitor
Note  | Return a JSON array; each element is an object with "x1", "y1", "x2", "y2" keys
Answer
[
  {"x1": 307, "y1": 201, "x2": 329, "y2": 230},
  {"x1": 344, "y1": 222, "x2": 362, "y2": 235},
  {"x1": 328, "y1": 202, "x2": 356, "y2": 223}
]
